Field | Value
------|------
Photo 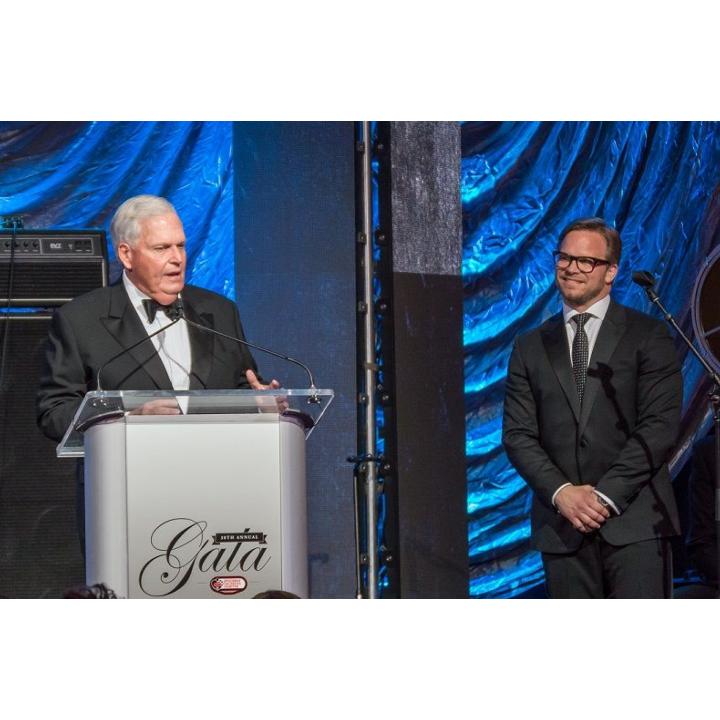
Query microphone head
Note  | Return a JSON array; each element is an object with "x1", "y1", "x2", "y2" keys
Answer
[
  {"x1": 166, "y1": 294, "x2": 184, "y2": 321},
  {"x1": 632, "y1": 270, "x2": 656, "y2": 289}
]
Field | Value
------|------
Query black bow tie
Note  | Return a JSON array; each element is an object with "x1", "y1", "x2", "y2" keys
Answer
[{"x1": 142, "y1": 298, "x2": 182, "y2": 323}]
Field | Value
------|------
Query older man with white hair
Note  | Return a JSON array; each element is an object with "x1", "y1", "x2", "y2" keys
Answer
[{"x1": 37, "y1": 194, "x2": 275, "y2": 442}]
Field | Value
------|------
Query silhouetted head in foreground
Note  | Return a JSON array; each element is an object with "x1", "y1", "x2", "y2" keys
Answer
[
  {"x1": 63, "y1": 583, "x2": 118, "y2": 599},
  {"x1": 252, "y1": 589, "x2": 300, "y2": 599}
]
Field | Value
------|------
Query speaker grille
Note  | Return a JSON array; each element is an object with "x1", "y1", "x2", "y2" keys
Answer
[
  {"x1": 0, "y1": 316, "x2": 84, "y2": 597},
  {"x1": 0, "y1": 229, "x2": 108, "y2": 306},
  {"x1": 0, "y1": 260, "x2": 106, "y2": 304}
]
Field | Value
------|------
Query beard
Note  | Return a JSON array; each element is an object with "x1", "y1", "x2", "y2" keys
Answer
[{"x1": 556, "y1": 274, "x2": 608, "y2": 308}]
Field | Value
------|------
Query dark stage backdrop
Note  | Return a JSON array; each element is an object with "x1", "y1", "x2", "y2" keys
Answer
[
  {"x1": 233, "y1": 122, "x2": 357, "y2": 598},
  {"x1": 462, "y1": 122, "x2": 720, "y2": 598},
  {"x1": 0, "y1": 121, "x2": 356, "y2": 598}
]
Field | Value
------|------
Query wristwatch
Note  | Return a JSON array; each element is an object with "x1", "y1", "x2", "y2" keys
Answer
[{"x1": 594, "y1": 493, "x2": 611, "y2": 511}]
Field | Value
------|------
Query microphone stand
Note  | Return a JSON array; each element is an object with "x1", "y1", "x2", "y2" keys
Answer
[
  {"x1": 96, "y1": 316, "x2": 182, "y2": 391},
  {"x1": 635, "y1": 273, "x2": 720, "y2": 597},
  {"x1": 174, "y1": 294, "x2": 320, "y2": 404},
  {"x1": 77, "y1": 315, "x2": 184, "y2": 430}
]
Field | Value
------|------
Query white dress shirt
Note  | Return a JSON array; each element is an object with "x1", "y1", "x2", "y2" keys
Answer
[
  {"x1": 122, "y1": 272, "x2": 191, "y2": 391},
  {"x1": 551, "y1": 294, "x2": 620, "y2": 515},
  {"x1": 562, "y1": 294, "x2": 611, "y2": 364}
]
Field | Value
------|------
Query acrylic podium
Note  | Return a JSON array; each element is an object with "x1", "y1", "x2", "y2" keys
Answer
[{"x1": 57, "y1": 389, "x2": 333, "y2": 599}]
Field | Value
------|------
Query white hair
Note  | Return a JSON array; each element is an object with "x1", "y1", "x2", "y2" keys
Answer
[{"x1": 109, "y1": 195, "x2": 178, "y2": 255}]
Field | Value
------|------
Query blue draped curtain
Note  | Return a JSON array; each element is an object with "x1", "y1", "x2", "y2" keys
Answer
[
  {"x1": 462, "y1": 121, "x2": 720, "y2": 598},
  {"x1": 0, "y1": 121, "x2": 234, "y2": 297},
  {"x1": 5, "y1": 120, "x2": 720, "y2": 598}
]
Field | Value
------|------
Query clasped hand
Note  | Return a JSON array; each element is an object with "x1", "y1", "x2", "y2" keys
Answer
[{"x1": 555, "y1": 485, "x2": 610, "y2": 533}]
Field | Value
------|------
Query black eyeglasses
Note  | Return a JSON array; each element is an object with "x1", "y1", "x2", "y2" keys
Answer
[{"x1": 553, "y1": 251, "x2": 611, "y2": 273}]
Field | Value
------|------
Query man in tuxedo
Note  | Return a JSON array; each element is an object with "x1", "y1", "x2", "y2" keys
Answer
[
  {"x1": 37, "y1": 194, "x2": 276, "y2": 442},
  {"x1": 502, "y1": 218, "x2": 682, "y2": 598}
]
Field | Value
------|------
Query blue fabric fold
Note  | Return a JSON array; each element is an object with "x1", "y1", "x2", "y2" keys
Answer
[{"x1": 463, "y1": 121, "x2": 720, "y2": 597}]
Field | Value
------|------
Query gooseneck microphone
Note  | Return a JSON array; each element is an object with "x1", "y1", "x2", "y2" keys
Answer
[
  {"x1": 631, "y1": 270, "x2": 657, "y2": 289},
  {"x1": 632, "y1": 269, "x2": 720, "y2": 384},
  {"x1": 632, "y1": 269, "x2": 681, "y2": 335},
  {"x1": 631, "y1": 270, "x2": 659, "y2": 300},
  {"x1": 174, "y1": 294, "x2": 320, "y2": 400},
  {"x1": 96, "y1": 313, "x2": 181, "y2": 391}
]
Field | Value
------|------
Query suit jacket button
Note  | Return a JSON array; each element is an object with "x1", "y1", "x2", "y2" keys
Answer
[{"x1": 580, "y1": 438, "x2": 588, "y2": 448}]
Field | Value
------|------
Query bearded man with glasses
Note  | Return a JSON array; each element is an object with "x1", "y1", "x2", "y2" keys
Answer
[{"x1": 502, "y1": 217, "x2": 682, "y2": 598}]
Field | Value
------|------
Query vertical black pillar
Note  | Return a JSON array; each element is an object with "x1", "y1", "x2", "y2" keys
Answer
[{"x1": 378, "y1": 121, "x2": 468, "y2": 598}]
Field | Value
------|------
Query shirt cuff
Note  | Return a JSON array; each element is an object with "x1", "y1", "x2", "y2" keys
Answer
[
  {"x1": 594, "y1": 490, "x2": 620, "y2": 515},
  {"x1": 551, "y1": 482, "x2": 572, "y2": 509}
]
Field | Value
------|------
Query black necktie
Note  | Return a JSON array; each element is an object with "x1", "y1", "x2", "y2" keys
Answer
[
  {"x1": 142, "y1": 298, "x2": 181, "y2": 323},
  {"x1": 572, "y1": 313, "x2": 591, "y2": 403}
]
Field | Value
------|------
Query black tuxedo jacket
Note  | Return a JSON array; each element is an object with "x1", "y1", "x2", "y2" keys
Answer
[
  {"x1": 36, "y1": 282, "x2": 258, "y2": 442},
  {"x1": 502, "y1": 300, "x2": 682, "y2": 553}
]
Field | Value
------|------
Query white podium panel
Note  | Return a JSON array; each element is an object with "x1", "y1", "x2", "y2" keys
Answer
[
  {"x1": 63, "y1": 389, "x2": 331, "y2": 600},
  {"x1": 128, "y1": 415, "x2": 282, "y2": 599},
  {"x1": 84, "y1": 414, "x2": 307, "y2": 599}
]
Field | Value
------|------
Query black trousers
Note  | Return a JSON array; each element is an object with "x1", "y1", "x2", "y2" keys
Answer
[{"x1": 542, "y1": 534, "x2": 673, "y2": 599}]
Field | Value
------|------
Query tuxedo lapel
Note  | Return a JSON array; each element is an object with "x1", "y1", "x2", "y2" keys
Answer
[
  {"x1": 541, "y1": 314, "x2": 581, "y2": 423},
  {"x1": 99, "y1": 283, "x2": 173, "y2": 389},
  {"x1": 184, "y1": 300, "x2": 215, "y2": 389},
  {"x1": 578, "y1": 300, "x2": 626, "y2": 436}
]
